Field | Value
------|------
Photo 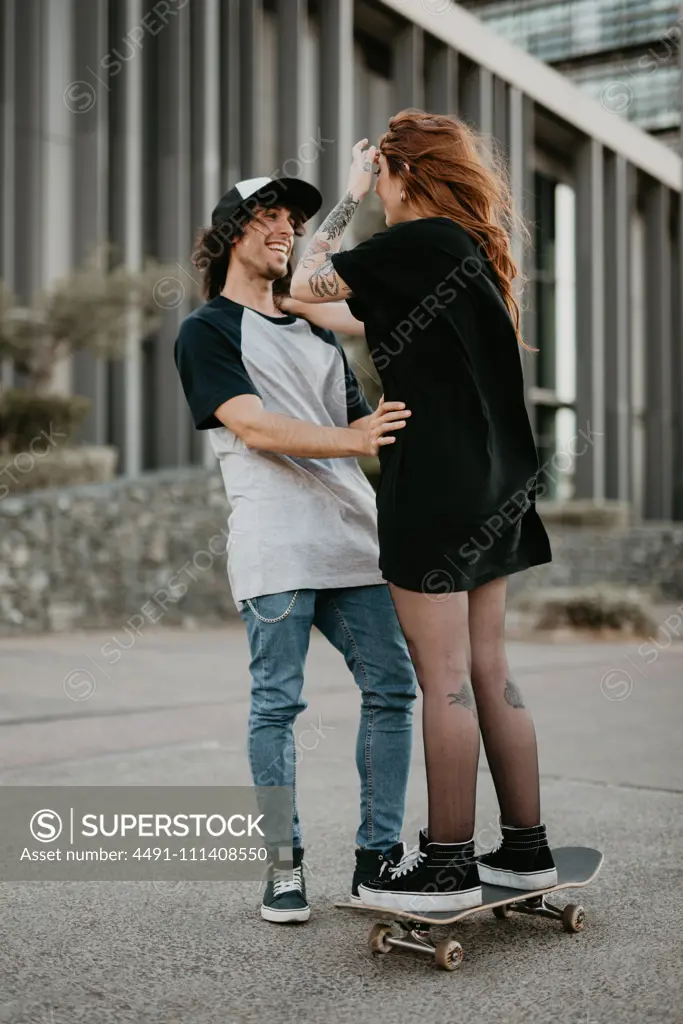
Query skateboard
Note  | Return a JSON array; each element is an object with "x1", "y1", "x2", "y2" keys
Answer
[{"x1": 335, "y1": 846, "x2": 603, "y2": 971}]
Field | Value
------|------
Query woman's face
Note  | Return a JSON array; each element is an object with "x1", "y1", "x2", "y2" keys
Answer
[{"x1": 374, "y1": 152, "x2": 405, "y2": 227}]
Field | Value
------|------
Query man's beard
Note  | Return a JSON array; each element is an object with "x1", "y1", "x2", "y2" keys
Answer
[{"x1": 251, "y1": 255, "x2": 291, "y2": 282}]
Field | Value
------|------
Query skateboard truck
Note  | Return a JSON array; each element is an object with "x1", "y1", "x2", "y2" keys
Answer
[
  {"x1": 368, "y1": 894, "x2": 586, "y2": 971},
  {"x1": 369, "y1": 922, "x2": 464, "y2": 971},
  {"x1": 492, "y1": 894, "x2": 586, "y2": 933}
]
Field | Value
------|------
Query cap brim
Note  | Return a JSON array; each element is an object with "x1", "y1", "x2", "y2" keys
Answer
[{"x1": 253, "y1": 178, "x2": 323, "y2": 221}]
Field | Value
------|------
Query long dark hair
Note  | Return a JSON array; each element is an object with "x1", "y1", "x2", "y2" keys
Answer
[
  {"x1": 379, "y1": 109, "x2": 530, "y2": 349},
  {"x1": 191, "y1": 202, "x2": 307, "y2": 300}
]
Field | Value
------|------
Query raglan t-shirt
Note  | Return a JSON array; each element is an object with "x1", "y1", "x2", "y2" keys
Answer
[{"x1": 174, "y1": 296, "x2": 384, "y2": 605}]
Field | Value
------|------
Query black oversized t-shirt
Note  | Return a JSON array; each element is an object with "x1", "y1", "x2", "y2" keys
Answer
[{"x1": 330, "y1": 217, "x2": 551, "y2": 591}]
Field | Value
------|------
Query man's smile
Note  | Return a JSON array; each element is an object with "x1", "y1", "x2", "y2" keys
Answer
[{"x1": 266, "y1": 240, "x2": 290, "y2": 256}]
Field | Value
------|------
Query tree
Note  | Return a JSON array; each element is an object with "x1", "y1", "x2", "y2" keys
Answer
[{"x1": 0, "y1": 251, "x2": 179, "y2": 454}]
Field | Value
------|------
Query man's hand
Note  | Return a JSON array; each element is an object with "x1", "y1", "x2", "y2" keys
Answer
[
  {"x1": 347, "y1": 139, "x2": 377, "y2": 202},
  {"x1": 357, "y1": 398, "x2": 411, "y2": 456}
]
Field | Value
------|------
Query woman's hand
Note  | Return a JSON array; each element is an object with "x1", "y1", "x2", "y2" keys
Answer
[
  {"x1": 276, "y1": 296, "x2": 298, "y2": 315},
  {"x1": 359, "y1": 397, "x2": 411, "y2": 457},
  {"x1": 347, "y1": 139, "x2": 377, "y2": 203}
]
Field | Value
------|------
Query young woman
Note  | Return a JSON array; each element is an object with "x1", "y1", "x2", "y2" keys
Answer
[{"x1": 290, "y1": 110, "x2": 556, "y2": 913}]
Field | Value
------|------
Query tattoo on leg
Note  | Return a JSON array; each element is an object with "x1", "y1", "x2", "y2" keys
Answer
[
  {"x1": 447, "y1": 681, "x2": 478, "y2": 719},
  {"x1": 504, "y1": 679, "x2": 525, "y2": 709}
]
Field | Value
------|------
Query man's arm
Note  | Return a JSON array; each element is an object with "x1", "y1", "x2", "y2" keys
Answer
[
  {"x1": 215, "y1": 394, "x2": 409, "y2": 458},
  {"x1": 290, "y1": 140, "x2": 375, "y2": 305}
]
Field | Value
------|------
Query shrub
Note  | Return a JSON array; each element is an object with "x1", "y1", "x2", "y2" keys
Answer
[
  {"x1": 0, "y1": 390, "x2": 91, "y2": 454},
  {"x1": 517, "y1": 585, "x2": 658, "y2": 636}
]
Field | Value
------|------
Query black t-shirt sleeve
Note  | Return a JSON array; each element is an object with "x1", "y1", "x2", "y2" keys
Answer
[
  {"x1": 174, "y1": 311, "x2": 259, "y2": 430},
  {"x1": 308, "y1": 323, "x2": 372, "y2": 424},
  {"x1": 330, "y1": 229, "x2": 411, "y2": 323},
  {"x1": 331, "y1": 219, "x2": 486, "y2": 324}
]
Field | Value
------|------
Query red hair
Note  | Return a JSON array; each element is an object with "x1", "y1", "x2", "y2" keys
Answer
[{"x1": 379, "y1": 109, "x2": 532, "y2": 350}]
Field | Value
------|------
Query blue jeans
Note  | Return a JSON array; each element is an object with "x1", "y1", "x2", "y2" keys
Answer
[{"x1": 240, "y1": 585, "x2": 416, "y2": 851}]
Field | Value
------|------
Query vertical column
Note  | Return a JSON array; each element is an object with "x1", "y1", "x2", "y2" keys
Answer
[
  {"x1": 239, "y1": 0, "x2": 263, "y2": 178},
  {"x1": 0, "y1": 0, "x2": 15, "y2": 387},
  {"x1": 109, "y1": 0, "x2": 144, "y2": 477},
  {"x1": 191, "y1": 0, "x2": 221, "y2": 240},
  {"x1": 643, "y1": 181, "x2": 673, "y2": 519},
  {"x1": 460, "y1": 60, "x2": 493, "y2": 136},
  {"x1": 425, "y1": 43, "x2": 458, "y2": 114},
  {"x1": 509, "y1": 88, "x2": 537, "y2": 421},
  {"x1": 678, "y1": 19, "x2": 683, "y2": 519},
  {"x1": 319, "y1": 0, "x2": 353, "y2": 207},
  {"x1": 13, "y1": 0, "x2": 45, "y2": 302},
  {"x1": 71, "y1": 0, "x2": 108, "y2": 444},
  {"x1": 603, "y1": 153, "x2": 632, "y2": 504},
  {"x1": 220, "y1": 0, "x2": 241, "y2": 189},
  {"x1": 0, "y1": 0, "x2": 15, "y2": 285},
  {"x1": 41, "y1": 0, "x2": 76, "y2": 395},
  {"x1": 277, "y1": 0, "x2": 306, "y2": 172},
  {"x1": 673, "y1": 193, "x2": 682, "y2": 519},
  {"x1": 154, "y1": 0, "x2": 192, "y2": 467},
  {"x1": 394, "y1": 23, "x2": 423, "y2": 111},
  {"x1": 574, "y1": 139, "x2": 606, "y2": 500},
  {"x1": 492, "y1": 76, "x2": 508, "y2": 157},
  {"x1": 191, "y1": 0, "x2": 221, "y2": 467}
]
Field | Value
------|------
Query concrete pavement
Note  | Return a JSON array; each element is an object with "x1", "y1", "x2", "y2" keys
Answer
[{"x1": 0, "y1": 624, "x2": 681, "y2": 1024}]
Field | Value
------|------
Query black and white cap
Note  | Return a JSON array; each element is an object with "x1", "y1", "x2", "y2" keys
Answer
[{"x1": 211, "y1": 176, "x2": 323, "y2": 227}]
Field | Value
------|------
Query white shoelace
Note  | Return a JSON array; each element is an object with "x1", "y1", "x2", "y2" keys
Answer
[
  {"x1": 381, "y1": 843, "x2": 426, "y2": 880},
  {"x1": 273, "y1": 866, "x2": 303, "y2": 897}
]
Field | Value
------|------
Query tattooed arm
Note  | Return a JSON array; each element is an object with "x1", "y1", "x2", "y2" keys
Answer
[
  {"x1": 291, "y1": 139, "x2": 376, "y2": 304},
  {"x1": 277, "y1": 297, "x2": 366, "y2": 338}
]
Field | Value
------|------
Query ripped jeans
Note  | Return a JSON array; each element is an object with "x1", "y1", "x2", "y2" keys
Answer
[{"x1": 240, "y1": 585, "x2": 416, "y2": 851}]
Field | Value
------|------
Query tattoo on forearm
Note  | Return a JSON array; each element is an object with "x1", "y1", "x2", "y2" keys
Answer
[
  {"x1": 298, "y1": 191, "x2": 359, "y2": 297},
  {"x1": 309, "y1": 259, "x2": 341, "y2": 298},
  {"x1": 300, "y1": 237, "x2": 331, "y2": 269},
  {"x1": 504, "y1": 679, "x2": 525, "y2": 709},
  {"x1": 318, "y1": 191, "x2": 360, "y2": 240},
  {"x1": 447, "y1": 681, "x2": 478, "y2": 719}
]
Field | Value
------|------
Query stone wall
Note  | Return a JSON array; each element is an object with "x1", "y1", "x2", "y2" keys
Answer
[{"x1": 1, "y1": 467, "x2": 682, "y2": 636}]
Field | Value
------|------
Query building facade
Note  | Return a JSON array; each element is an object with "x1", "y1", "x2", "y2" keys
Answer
[
  {"x1": 462, "y1": 0, "x2": 682, "y2": 148},
  {"x1": 0, "y1": 0, "x2": 681, "y2": 520}
]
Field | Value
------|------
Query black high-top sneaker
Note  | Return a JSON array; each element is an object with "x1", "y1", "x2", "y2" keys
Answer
[
  {"x1": 261, "y1": 846, "x2": 310, "y2": 923},
  {"x1": 358, "y1": 836, "x2": 482, "y2": 914},
  {"x1": 351, "y1": 842, "x2": 405, "y2": 903},
  {"x1": 477, "y1": 823, "x2": 558, "y2": 890}
]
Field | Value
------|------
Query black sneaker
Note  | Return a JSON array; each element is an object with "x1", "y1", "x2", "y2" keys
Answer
[
  {"x1": 351, "y1": 843, "x2": 404, "y2": 904},
  {"x1": 358, "y1": 836, "x2": 482, "y2": 914},
  {"x1": 261, "y1": 847, "x2": 310, "y2": 923},
  {"x1": 477, "y1": 823, "x2": 558, "y2": 890}
]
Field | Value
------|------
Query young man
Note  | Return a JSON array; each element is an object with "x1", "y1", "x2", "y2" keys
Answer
[{"x1": 173, "y1": 175, "x2": 417, "y2": 923}]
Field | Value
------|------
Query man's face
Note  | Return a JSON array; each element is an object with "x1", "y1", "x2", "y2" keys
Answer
[{"x1": 232, "y1": 205, "x2": 297, "y2": 280}]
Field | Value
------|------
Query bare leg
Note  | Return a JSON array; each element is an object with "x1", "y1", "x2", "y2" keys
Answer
[
  {"x1": 389, "y1": 583, "x2": 479, "y2": 843},
  {"x1": 469, "y1": 577, "x2": 541, "y2": 827}
]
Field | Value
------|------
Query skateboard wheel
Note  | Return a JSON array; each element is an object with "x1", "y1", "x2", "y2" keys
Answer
[
  {"x1": 368, "y1": 922, "x2": 395, "y2": 954},
  {"x1": 434, "y1": 939, "x2": 463, "y2": 971},
  {"x1": 492, "y1": 904, "x2": 512, "y2": 920},
  {"x1": 561, "y1": 904, "x2": 586, "y2": 933}
]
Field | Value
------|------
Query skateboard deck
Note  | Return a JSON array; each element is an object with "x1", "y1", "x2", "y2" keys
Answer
[
  {"x1": 335, "y1": 847, "x2": 603, "y2": 970},
  {"x1": 337, "y1": 847, "x2": 602, "y2": 926}
]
